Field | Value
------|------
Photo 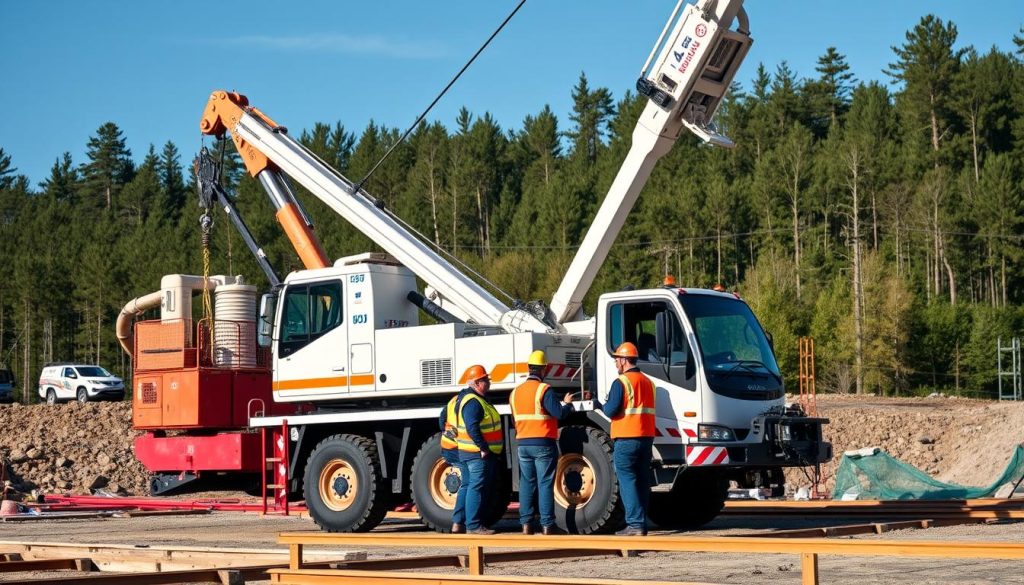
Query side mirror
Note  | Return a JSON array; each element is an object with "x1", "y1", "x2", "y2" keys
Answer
[
  {"x1": 765, "y1": 330, "x2": 775, "y2": 351},
  {"x1": 654, "y1": 311, "x2": 672, "y2": 364},
  {"x1": 258, "y1": 292, "x2": 278, "y2": 348}
]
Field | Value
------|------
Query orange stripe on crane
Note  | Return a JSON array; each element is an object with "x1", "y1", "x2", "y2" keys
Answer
[
  {"x1": 273, "y1": 374, "x2": 375, "y2": 392},
  {"x1": 458, "y1": 362, "x2": 528, "y2": 385},
  {"x1": 199, "y1": 90, "x2": 279, "y2": 177}
]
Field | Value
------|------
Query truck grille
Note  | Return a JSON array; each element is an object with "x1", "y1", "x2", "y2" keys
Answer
[{"x1": 420, "y1": 359, "x2": 453, "y2": 386}]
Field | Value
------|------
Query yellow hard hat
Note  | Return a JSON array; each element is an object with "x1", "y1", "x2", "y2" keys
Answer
[{"x1": 527, "y1": 350, "x2": 546, "y2": 367}]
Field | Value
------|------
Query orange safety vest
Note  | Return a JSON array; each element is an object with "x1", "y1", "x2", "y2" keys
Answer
[
  {"x1": 440, "y1": 394, "x2": 460, "y2": 451},
  {"x1": 609, "y1": 370, "x2": 656, "y2": 439},
  {"x1": 455, "y1": 393, "x2": 504, "y2": 454},
  {"x1": 510, "y1": 378, "x2": 558, "y2": 440}
]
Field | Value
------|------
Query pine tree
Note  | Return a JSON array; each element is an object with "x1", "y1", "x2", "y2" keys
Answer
[
  {"x1": 0, "y1": 148, "x2": 16, "y2": 190},
  {"x1": 39, "y1": 153, "x2": 79, "y2": 203},
  {"x1": 566, "y1": 73, "x2": 615, "y2": 164},
  {"x1": 81, "y1": 122, "x2": 135, "y2": 211},
  {"x1": 814, "y1": 47, "x2": 856, "y2": 127},
  {"x1": 886, "y1": 15, "x2": 965, "y2": 166}
]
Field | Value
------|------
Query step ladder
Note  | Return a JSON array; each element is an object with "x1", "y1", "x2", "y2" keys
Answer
[
  {"x1": 261, "y1": 420, "x2": 291, "y2": 515},
  {"x1": 249, "y1": 398, "x2": 291, "y2": 515}
]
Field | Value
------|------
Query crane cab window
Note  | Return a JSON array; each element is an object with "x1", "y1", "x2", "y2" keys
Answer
[
  {"x1": 280, "y1": 281, "x2": 343, "y2": 355},
  {"x1": 607, "y1": 300, "x2": 695, "y2": 389}
]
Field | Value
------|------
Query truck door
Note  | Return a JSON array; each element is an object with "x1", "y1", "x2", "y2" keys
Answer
[
  {"x1": 601, "y1": 297, "x2": 700, "y2": 435},
  {"x1": 273, "y1": 279, "x2": 349, "y2": 399}
]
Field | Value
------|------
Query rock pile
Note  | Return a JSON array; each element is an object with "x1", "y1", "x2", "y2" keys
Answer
[{"x1": 0, "y1": 401, "x2": 148, "y2": 496}]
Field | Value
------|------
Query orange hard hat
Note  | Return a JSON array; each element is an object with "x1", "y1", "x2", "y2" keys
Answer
[
  {"x1": 612, "y1": 342, "x2": 639, "y2": 359},
  {"x1": 464, "y1": 364, "x2": 489, "y2": 383}
]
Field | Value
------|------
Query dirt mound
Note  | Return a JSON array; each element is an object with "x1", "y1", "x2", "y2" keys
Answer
[
  {"x1": 1, "y1": 395, "x2": 1022, "y2": 499},
  {"x1": 788, "y1": 394, "x2": 1024, "y2": 494},
  {"x1": 0, "y1": 401, "x2": 148, "y2": 496}
]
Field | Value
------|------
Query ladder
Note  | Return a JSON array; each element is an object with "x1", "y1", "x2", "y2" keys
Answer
[
  {"x1": 997, "y1": 337, "x2": 1021, "y2": 401},
  {"x1": 260, "y1": 419, "x2": 291, "y2": 515}
]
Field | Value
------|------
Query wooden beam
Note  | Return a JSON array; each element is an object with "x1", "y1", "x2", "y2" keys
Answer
[
  {"x1": 800, "y1": 553, "x2": 818, "y2": 585},
  {"x1": 265, "y1": 568, "x2": 720, "y2": 585},
  {"x1": 0, "y1": 557, "x2": 91, "y2": 572}
]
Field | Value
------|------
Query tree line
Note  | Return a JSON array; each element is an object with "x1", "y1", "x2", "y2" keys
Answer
[{"x1": 1, "y1": 15, "x2": 1023, "y2": 400}]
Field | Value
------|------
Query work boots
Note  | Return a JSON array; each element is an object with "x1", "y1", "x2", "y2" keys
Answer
[
  {"x1": 522, "y1": 524, "x2": 534, "y2": 535},
  {"x1": 451, "y1": 523, "x2": 465, "y2": 534},
  {"x1": 469, "y1": 527, "x2": 496, "y2": 535},
  {"x1": 541, "y1": 525, "x2": 565, "y2": 535}
]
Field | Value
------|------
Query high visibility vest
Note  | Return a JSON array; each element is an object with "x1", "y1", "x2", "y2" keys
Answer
[
  {"x1": 440, "y1": 394, "x2": 460, "y2": 451},
  {"x1": 609, "y1": 370, "x2": 656, "y2": 439},
  {"x1": 456, "y1": 393, "x2": 504, "y2": 454},
  {"x1": 510, "y1": 379, "x2": 558, "y2": 440}
]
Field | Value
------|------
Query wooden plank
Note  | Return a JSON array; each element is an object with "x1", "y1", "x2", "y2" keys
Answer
[
  {"x1": 290, "y1": 542, "x2": 303, "y2": 570},
  {"x1": 0, "y1": 557, "x2": 89, "y2": 572},
  {"x1": 265, "y1": 569, "x2": 720, "y2": 585},
  {"x1": 276, "y1": 531, "x2": 1024, "y2": 560},
  {"x1": 0, "y1": 512, "x2": 111, "y2": 522},
  {"x1": 800, "y1": 553, "x2": 818, "y2": 585},
  {"x1": 468, "y1": 545, "x2": 484, "y2": 576}
]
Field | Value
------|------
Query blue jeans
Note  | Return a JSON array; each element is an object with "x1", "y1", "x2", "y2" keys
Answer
[
  {"x1": 464, "y1": 455, "x2": 497, "y2": 530},
  {"x1": 443, "y1": 449, "x2": 469, "y2": 526},
  {"x1": 613, "y1": 438, "x2": 654, "y2": 530},
  {"x1": 518, "y1": 444, "x2": 558, "y2": 527}
]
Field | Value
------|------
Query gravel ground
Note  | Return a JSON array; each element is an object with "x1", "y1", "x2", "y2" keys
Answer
[{"x1": 2, "y1": 513, "x2": 1022, "y2": 584}]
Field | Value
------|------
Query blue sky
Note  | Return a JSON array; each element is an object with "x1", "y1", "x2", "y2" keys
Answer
[{"x1": 2, "y1": 1, "x2": 1021, "y2": 187}]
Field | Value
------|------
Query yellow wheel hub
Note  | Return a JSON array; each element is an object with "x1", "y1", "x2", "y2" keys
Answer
[
  {"x1": 428, "y1": 458, "x2": 461, "y2": 509},
  {"x1": 555, "y1": 453, "x2": 595, "y2": 508},
  {"x1": 319, "y1": 458, "x2": 358, "y2": 511}
]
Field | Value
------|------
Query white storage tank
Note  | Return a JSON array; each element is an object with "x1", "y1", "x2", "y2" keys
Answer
[{"x1": 213, "y1": 282, "x2": 258, "y2": 368}]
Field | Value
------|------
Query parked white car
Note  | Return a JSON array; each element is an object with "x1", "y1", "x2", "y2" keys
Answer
[{"x1": 38, "y1": 364, "x2": 125, "y2": 404}]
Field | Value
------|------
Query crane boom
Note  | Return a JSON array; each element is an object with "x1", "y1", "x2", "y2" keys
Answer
[
  {"x1": 201, "y1": 91, "x2": 550, "y2": 332},
  {"x1": 549, "y1": 0, "x2": 752, "y2": 324}
]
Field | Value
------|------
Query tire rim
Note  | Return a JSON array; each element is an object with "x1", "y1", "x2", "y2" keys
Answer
[
  {"x1": 318, "y1": 459, "x2": 358, "y2": 511},
  {"x1": 554, "y1": 453, "x2": 595, "y2": 508},
  {"x1": 428, "y1": 458, "x2": 460, "y2": 509}
]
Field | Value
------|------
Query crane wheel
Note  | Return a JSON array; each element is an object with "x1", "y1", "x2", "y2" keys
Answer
[
  {"x1": 554, "y1": 426, "x2": 623, "y2": 534},
  {"x1": 304, "y1": 434, "x2": 387, "y2": 533},
  {"x1": 411, "y1": 433, "x2": 511, "y2": 533},
  {"x1": 648, "y1": 468, "x2": 728, "y2": 530}
]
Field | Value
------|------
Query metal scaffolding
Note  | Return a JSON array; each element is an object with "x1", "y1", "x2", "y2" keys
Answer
[{"x1": 997, "y1": 336, "x2": 1021, "y2": 401}]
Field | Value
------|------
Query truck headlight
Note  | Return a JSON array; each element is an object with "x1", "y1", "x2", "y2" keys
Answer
[{"x1": 697, "y1": 424, "x2": 734, "y2": 442}]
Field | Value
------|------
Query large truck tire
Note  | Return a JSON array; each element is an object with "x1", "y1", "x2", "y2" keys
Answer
[
  {"x1": 410, "y1": 433, "x2": 510, "y2": 532},
  {"x1": 648, "y1": 468, "x2": 728, "y2": 530},
  {"x1": 304, "y1": 434, "x2": 388, "y2": 533},
  {"x1": 553, "y1": 425, "x2": 623, "y2": 534}
]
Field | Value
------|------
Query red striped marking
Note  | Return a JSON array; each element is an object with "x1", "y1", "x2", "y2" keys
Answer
[
  {"x1": 683, "y1": 428, "x2": 697, "y2": 438},
  {"x1": 712, "y1": 448, "x2": 730, "y2": 465},
  {"x1": 666, "y1": 428, "x2": 681, "y2": 438},
  {"x1": 692, "y1": 447, "x2": 715, "y2": 466}
]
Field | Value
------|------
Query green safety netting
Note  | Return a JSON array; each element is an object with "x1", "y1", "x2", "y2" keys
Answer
[{"x1": 831, "y1": 445, "x2": 1024, "y2": 500}]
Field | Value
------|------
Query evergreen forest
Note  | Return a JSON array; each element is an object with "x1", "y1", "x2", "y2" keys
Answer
[{"x1": 2, "y1": 16, "x2": 1024, "y2": 400}]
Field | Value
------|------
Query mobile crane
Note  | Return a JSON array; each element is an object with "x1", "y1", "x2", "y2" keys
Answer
[{"x1": 119, "y1": 0, "x2": 830, "y2": 533}]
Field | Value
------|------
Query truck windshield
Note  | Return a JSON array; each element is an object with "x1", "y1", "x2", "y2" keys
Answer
[
  {"x1": 76, "y1": 366, "x2": 112, "y2": 377},
  {"x1": 677, "y1": 293, "x2": 783, "y2": 400}
]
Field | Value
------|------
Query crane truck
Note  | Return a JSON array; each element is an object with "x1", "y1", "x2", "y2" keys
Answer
[{"x1": 117, "y1": 0, "x2": 830, "y2": 533}]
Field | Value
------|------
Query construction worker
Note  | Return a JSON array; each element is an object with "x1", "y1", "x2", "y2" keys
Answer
[
  {"x1": 510, "y1": 350, "x2": 574, "y2": 535},
  {"x1": 455, "y1": 364, "x2": 504, "y2": 535},
  {"x1": 438, "y1": 389, "x2": 471, "y2": 533},
  {"x1": 602, "y1": 342, "x2": 656, "y2": 536}
]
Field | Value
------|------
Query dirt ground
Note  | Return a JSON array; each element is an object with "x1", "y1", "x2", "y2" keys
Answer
[{"x1": 1, "y1": 511, "x2": 1022, "y2": 584}]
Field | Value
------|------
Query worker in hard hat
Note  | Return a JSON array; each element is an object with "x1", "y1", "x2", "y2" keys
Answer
[
  {"x1": 510, "y1": 350, "x2": 574, "y2": 535},
  {"x1": 438, "y1": 388, "x2": 471, "y2": 533},
  {"x1": 455, "y1": 364, "x2": 504, "y2": 535},
  {"x1": 602, "y1": 342, "x2": 656, "y2": 536}
]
